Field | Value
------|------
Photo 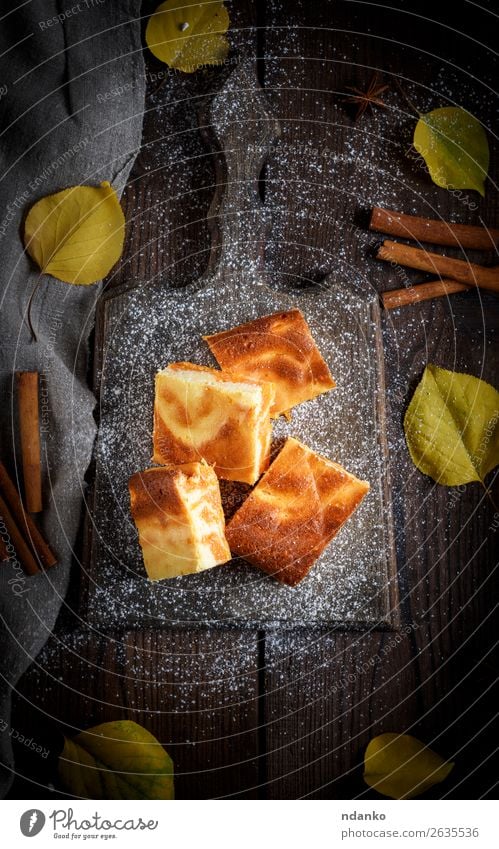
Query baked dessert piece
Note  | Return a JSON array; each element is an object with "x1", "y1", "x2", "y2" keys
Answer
[
  {"x1": 153, "y1": 362, "x2": 275, "y2": 485},
  {"x1": 225, "y1": 437, "x2": 370, "y2": 586},
  {"x1": 203, "y1": 309, "x2": 335, "y2": 418},
  {"x1": 128, "y1": 462, "x2": 231, "y2": 581}
]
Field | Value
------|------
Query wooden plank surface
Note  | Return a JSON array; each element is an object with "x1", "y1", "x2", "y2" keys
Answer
[
  {"x1": 260, "y1": 0, "x2": 499, "y2": 799},
  {"x1": 8, "y1": 0, "x2": 498, "y2": 799}
]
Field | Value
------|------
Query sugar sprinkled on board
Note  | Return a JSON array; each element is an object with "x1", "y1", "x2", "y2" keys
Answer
[{"x1": 90, "y1": 256, "x2": 395, "y2": 630}]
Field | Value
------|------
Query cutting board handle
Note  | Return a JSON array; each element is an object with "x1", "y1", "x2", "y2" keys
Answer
[{"x1": 199, "y1": 61, "x2": 281, "y2": 281}]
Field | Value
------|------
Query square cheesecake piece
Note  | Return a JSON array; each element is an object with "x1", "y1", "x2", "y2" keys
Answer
[
  {"x1": 225, "y1": 437, "x2": 370, "y2": 586},
  {"x1": 153, "y1": 362, "x2": 275, "y2": 485},
  {"x1": 129, "y1": 462, "x2": 231, "y2": 581},
  {"x1": 203, "y1": 309, "x2": 335, "y2": 418}
]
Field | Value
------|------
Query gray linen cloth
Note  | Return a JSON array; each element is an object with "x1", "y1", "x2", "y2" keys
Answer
[{"x1": 0, "y1": 0, "x2": 145, "y2": 796}]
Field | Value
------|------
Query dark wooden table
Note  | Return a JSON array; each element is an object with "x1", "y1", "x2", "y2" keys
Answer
[{"x1": 9, "y1": 0, "x2": 499, "y2": 799}]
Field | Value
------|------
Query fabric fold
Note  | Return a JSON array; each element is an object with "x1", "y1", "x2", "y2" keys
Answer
[{"x1": 0, "y1": 0, "x2": 146, "y2": 797}]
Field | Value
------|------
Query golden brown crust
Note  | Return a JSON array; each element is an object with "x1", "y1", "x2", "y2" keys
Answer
[
  {"x1": 129, "y1": 463, "x2": 231, "y2": 580},
  {"x1": 152, "y1": 363, "x2": 274, "y2": 485},
  {"x1": 168, "y1": 361, "x2": 267, "y2": 388},
  {"x1": 203, "y1": 309, "x2": 335, "y2": 417},
  {"x1": 129, "y1": 466, "x2": 187, "y2": 523},
  {"x1": 225, "y1": 437, "x2": 370, "y2": 586}
]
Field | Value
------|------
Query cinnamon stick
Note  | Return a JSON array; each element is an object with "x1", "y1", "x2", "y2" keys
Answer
[
  {"x1": 370, "y1": 206, "x2": 499, "y2": 251},
  {"x1": 376, "y1": 240, "x2": 499, "y2": 293},
  {"x1": 16, "y1": 371, "x2": 42, "y2": 513},
  {"x1": 382, "y1": 278, "x2": 468, "y2": 310},
  {"x1": 0, "y1": 461, "x2": 56, "y2": 569},
  {"x1": 0, "y1": 493, "x2": 40, "y2": 576}
]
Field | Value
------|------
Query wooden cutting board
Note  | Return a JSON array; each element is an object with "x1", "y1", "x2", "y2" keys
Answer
[{"x1": 83, "y1": 62, "x2": 399, "y2": 629}]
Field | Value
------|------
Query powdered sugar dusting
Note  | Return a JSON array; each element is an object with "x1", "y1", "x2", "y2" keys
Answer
[{"x1": 87, "y1": 268, "x2": 396, "y2": 628}]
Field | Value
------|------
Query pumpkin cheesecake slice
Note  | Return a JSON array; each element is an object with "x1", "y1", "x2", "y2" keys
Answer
[
  {"x1": 129, "y1": 462, "x2": 231, "y2": 581},
  {"x1": 225, "y1": 437, "x2": 370, "y2": 586},
  {"x1": 153, "y1": 362, "x2": 275, "y2": 485},
  {"x1": 203, "y1": 309, "x2": 335, "y2": 418}
]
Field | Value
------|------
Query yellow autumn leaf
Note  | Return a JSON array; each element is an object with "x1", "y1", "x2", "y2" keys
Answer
[
  {"x1": 58, "y1": 720, "x2": 174, "y2": 799},
  {"x1": 404, "y1": 364, "x2": 499, "y2": 486},
  {"x1": 24, "y1": 181, "x2": 125, "y2": 285},
  {"x1": 414, "y1": 106, "x2": 489, "y2": 196},
  {"x1": 146, "y1": 0, "x2": 229, "y2": 73},
  {"x1": 364, "y1": 733, "x2": 454, "y2": 799}
]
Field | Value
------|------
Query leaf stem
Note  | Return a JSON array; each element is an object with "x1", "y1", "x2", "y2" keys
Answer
[
  {"x1": 150, "y1": 76, "x2": 167, "y2": 98},
  {"x1": 26, "y1": 277, "x2": 42, "y2": 343}
]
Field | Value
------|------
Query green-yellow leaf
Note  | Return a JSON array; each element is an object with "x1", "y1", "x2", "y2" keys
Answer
[
  {"x1": 58, "y1": 720, "x2": 174, "y2": 799},
  {"x1": 146, "y1": 0, "x2": 229, "y2": 73},
  {"x1": 24, "y1": 181, "x2": 125, "y2": 285},
  {"x1": 404, "y1": 364, "x2": 499, "y2": 486},
  {"x1": 364, "y1": 733, "x2": 454, "y2": 799},
  {"x1": 414, "y1": 106, "x2": 489, "y2": 196}
]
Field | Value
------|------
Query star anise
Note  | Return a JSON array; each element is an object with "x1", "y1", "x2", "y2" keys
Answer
[{"x1": 344, "y1": 73, "x2": 390, "y2": 120}]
